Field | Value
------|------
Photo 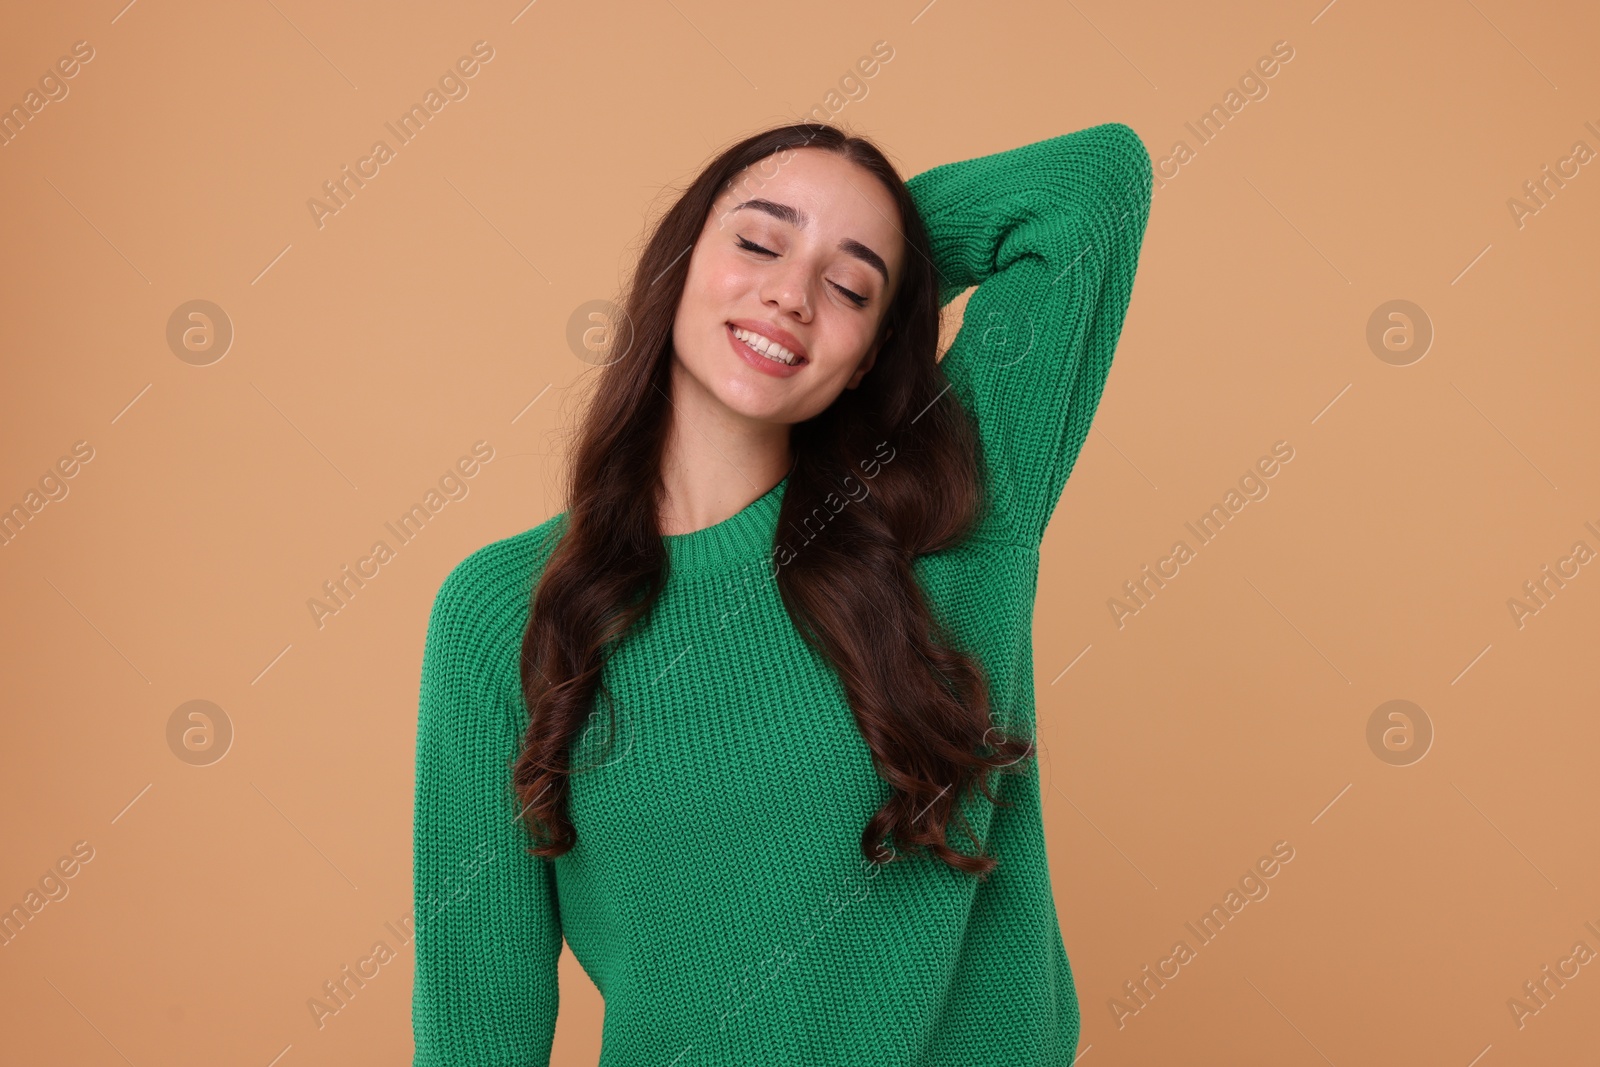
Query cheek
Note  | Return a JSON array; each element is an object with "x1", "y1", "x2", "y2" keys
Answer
[
  {"x1": 817, "y1": 318, "x2": 878, "y2": 371},
  {"x1": 689, "y1": 251, "x2": 752, "y2": 305}
]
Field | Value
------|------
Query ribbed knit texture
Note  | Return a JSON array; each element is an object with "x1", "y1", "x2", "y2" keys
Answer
[{"x1": 413, "y1": 122, "x2": 1153, "y2": 1066}]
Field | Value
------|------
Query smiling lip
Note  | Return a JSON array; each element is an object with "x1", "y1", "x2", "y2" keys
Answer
[
  {"x1": 727, "y1": 319, "x2": 808, "y2": 363},
  {"x1": 726, "y1": 323, "x2": 805, "y2": 378}
]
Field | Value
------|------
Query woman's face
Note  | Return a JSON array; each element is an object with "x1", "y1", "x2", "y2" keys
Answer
[{"x1": 670, "y1": 147, "x2": 906, "y2": 427}]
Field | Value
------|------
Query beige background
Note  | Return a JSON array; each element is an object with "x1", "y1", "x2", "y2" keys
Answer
[{"x1": 3, "y1": 1, "x2": 1598, "y2": 1064}]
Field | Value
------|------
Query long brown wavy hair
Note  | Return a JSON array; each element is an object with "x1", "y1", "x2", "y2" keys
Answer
[{"x1": 514, "y1": 122, "x2": 1036, "y2": 879}]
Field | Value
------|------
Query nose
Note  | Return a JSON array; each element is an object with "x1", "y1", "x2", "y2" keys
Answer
[{"x1": 762, "y1": 263, "x2": 812, "y2": 322}]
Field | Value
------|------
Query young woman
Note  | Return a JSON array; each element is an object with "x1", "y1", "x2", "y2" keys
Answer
[{"x1": 414, "y1": 120, "x2": 1153, "y2": 1065}]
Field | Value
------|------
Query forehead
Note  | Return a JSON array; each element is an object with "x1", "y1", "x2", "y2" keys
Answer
[{"x1": 717, "y1": 147, "x2": 903, "y2": 261}]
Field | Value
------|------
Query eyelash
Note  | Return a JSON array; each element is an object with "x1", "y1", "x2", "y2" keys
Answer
[{"x1": 736, "y1": 236, "x2": 869, "y2": 308}]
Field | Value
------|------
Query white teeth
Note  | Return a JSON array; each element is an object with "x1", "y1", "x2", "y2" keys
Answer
[{"x1": 732, "y1": 327, "x2": 800, "y2": 365}]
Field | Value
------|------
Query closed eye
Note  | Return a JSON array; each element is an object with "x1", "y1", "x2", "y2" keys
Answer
[
  {"x1": 736, "y1": 235, "x2": 777, "y2": 259},
  {"x1": 832, "y1": 282, "x2": 868, "y2": 308},
  {"x1": 736, "y1": 236, "x2": 869, "y2": 309}
]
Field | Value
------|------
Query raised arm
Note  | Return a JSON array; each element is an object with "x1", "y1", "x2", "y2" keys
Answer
[
  {"x1": 907, "y1": 122, "x2": 1153, "y2": 546},
  {"x1": 413, "y1": 558, "x2": 562, "y2": 1065}
]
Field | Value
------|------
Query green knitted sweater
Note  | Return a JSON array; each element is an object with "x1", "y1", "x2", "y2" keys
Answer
[{"x1": 413, "y1": 122, "x2": 1153, "y2": 1066}]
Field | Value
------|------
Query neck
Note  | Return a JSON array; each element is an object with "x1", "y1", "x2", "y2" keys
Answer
[{"x1": 658, "y1": 362, "x2": 793, "y2": 536}]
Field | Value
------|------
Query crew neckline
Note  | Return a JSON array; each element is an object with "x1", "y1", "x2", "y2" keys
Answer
[{"x1": 662, "y1": 474, "x2": 789, "y2": 576}]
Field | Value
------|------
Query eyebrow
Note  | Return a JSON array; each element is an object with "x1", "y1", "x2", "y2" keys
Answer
[{"x1": 728, "y1": 198, "x2": 890, "y2": 287}]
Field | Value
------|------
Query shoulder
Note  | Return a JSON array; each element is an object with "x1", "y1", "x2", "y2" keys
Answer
[{"x1": 425, "y1": 511, "x2": 571, "y2": 668}]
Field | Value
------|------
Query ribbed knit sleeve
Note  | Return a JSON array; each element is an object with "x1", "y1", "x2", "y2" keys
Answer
[
  {"x1": 413, "y1": 558, "x2": 562, "y2": 1066},
  {"x1": 907, "y1": 122, "x2": 1153, "y2": 546}
]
